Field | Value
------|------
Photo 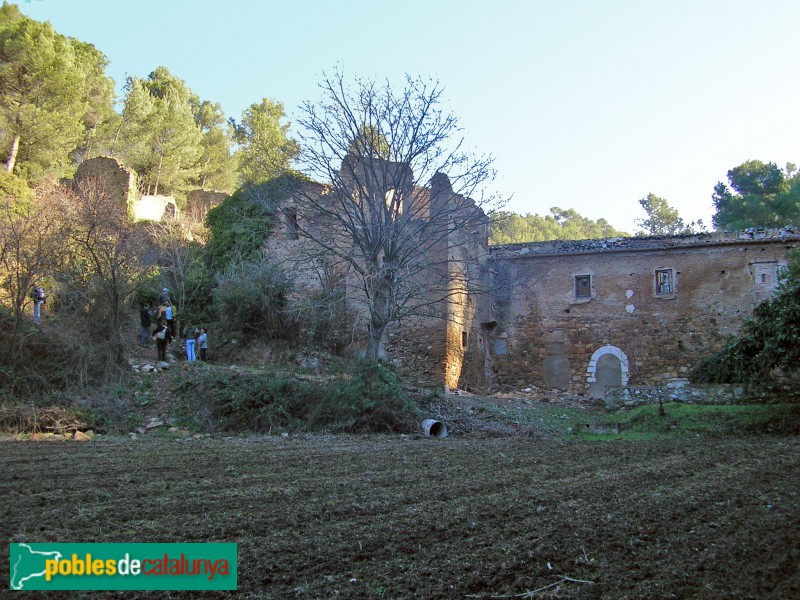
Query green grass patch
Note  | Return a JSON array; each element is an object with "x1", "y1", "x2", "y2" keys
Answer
[
  {"x1": 581, "y1": 402, "x2": 800, "y2": 439},
  {"x1": 518, "y1": 404, "x2": 590, "y2": 436}
]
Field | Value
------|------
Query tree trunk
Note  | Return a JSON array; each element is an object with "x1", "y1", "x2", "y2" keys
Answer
[
  {"x1": 4, "y1": 133, "x2": 20, "y2": 173},
  {"x1": 366, "y1": 282, "x2": 391, "y2": 362},
  {"x1": 154, "y1": 153, "x2": 163, "y2": 196}
]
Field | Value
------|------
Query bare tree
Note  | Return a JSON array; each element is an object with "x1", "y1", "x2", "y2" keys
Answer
[
  {"x1": 59, "y1": 177, "x2": 156, "y2": 360},
  {"x1": 147, "y1": 218, "x2": 204, "y2": 322},
  {"x1": 0, "y1": 184, "x2": 66, "y2": 360},
  {"x1": 294, "y1": 72, "x2": 501, "y2": 361}
]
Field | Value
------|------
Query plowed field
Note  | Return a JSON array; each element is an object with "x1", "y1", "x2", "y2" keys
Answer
[{"x1": 2, "y1": 434, "x2": 799, "y2": 598}]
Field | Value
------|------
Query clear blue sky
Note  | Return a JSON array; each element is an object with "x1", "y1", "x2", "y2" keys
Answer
[{"x1": 17, "y1": 0, "x2": 800, "y2": 233}]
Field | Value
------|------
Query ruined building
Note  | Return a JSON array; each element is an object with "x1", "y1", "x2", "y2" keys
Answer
[
  {"x1": 488, "y1": 230, "x2": 800, "y2": 397},
  {"x1": 77, "y1": 156, "x2": 800, "y2": 396},
  {"x1": 264, "y1": 157, "x2": 800, "y2": 395},
  {"x1": 74, "y1": 157, "x2": 227, "y2": 222}
]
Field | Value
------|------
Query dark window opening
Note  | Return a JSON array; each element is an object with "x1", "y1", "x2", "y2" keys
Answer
[
  {"x1": 285, "y1": 209, "x2": 298, "y2": 240},
  {"x1": 655, "y1": 269, "x2": 674, "y2": 295},
  {"x1": 575, "y1": 274, "x2": 591, "y2": 298},
  {"x1": 461, "y1": 331, "x2": 468, "y2": 349}
]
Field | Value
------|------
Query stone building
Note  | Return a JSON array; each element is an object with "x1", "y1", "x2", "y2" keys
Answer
[
  {"x1": 263, "y1": 156, "x2": 800, "y2": 395},
  {"x1": 263, "y1": 159, "x2": 491, "y2": 390},
  {"x1": 186, "y1": 190, "x2": 229, "y2": 223},
  {"x1": 487, "y1": 229, "x2": 800, "y2": 397}
]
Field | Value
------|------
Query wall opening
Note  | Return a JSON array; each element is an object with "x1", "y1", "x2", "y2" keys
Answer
[
  {"x1": 284, "y1": 208, "x2": 299, "y2": 240},
  {"x1": 587, "y1": 345, "x2": 629, "y2": 400},
  {"x1": 575, "y1": 274, "x2": 591, "y2": 298}
]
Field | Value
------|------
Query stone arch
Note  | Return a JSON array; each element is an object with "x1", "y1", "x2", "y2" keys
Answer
[{"x1": 587, "y1": 345, "x2": 629, "y2": 399}]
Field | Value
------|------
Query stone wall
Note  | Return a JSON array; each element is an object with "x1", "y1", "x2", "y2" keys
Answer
[
  {"x1": 186, "y1": 190, "x2": 229, "y2": 223},
  {"x1": 262, "y1": 167, "x2": 490, "y2": 390},
  {"x1": 487, "y1": 231, "x2": 800, "y2": 396},
  {"x1": 131, "y1": 195, "x2": 179, "y2": 222},
  {"x1": 604, "y1": 380, "x2": 800, "y2": 407},
  {"x1": 73, "y1": 156, "x2": 137, "y2": 213}
]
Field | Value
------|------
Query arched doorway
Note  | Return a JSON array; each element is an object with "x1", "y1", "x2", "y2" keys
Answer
[{"x1": 587, "y1": 345, "x2": 629, "y2": 400}]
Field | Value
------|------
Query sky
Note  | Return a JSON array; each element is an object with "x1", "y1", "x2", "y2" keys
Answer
[{"x1": 16, "y1": 0, "x2": 800, "y2": 233}]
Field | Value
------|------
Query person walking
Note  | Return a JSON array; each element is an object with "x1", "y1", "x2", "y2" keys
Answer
[
  {"x1": 197, "y1": 328, "x2": 208, "y2": 362},
  {"x1": 152, "y1": 319, "x2": 171, "y2": 362},
  {"x1": 158, "y1": 287, "x2": 170, "y2": 304},
  {"x1": 139, "y1": 304, "x2": 152, "y2": 345},
  {"x1": 30, "y1": 285, "x2": 46, "y2": 325},
  {"x1": 164, "y1": 302, "x2": 176, "y2": 340},
  {"x1": 183, "y1": 321, "x2": 198, "y2": 361}
]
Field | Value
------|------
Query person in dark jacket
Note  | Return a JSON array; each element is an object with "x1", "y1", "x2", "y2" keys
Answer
[
  {"x1": 152, "y1": 320, "x2": 171, "y2": 361},
  {"x1": 139, "y1": 304, "x2": 151, "y2": 345}
]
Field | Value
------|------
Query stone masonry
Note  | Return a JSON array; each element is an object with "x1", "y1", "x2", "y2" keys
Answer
[{"x1": 487, "y1": 230, "x2": 800, "y2": 396}]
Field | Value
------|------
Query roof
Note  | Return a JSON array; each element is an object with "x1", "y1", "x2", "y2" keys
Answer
[{"x1": 489, "y1": 227, "x2": 800, "y2": 259}]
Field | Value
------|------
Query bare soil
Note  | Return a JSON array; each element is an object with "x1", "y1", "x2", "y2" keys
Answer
[{"x1": 2, "y1": 433, "x2": 798, "y2": 599}]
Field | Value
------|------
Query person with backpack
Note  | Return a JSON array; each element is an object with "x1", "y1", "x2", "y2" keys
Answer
[
  {"x1": 164, "y1": 302, "x2": 176, "y2": 341},
  {"x1": 152, "y1": 319, "x2": 171, "y2": 362},
  {"x1": 30, "y1": 285, "x2": 46, "y2": 325}
]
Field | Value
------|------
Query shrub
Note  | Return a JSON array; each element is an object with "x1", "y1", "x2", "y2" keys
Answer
[
  {"x1": 212, "y1": 256, "x2": 292, "y2": 339},
  {"x1": 171, "y1": 360, "x2": 419, "y2": 434},
  {"x1": 692, "y1": 249, "x2": 800, "y2": 384},
  {"x1": 205, "y1": 174, "x2": 305, "y2": 269}
]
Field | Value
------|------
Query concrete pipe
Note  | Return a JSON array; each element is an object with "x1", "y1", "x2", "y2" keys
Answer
[{"x1": 421, "y1": 419, "x2": 448, "y2": 438}]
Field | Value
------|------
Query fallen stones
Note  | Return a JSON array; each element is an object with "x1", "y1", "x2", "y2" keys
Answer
[{"x1": 145, "y1": 418, "x2": 164, "y2": 430}]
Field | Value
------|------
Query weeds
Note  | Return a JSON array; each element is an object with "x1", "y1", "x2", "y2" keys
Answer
[
  {"x1": 583, "y1": 402, "x2": 800, "y2": 439},
  {"x1": 171, "y1": 360, "x2": 419, "y2": 434}
]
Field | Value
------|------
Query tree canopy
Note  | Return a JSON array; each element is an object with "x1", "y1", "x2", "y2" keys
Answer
[
  {"x1": 712, "y1": 160, "x2": 800, "y2": 230},
  {"x1": 232, "y1": 98, "x2": 299, "y2": 185},
  {"x1": 489, "y1": 208, "x2": 626, "y2": 244},
  {"x1": 635, "y1": 193, "x2": 694, "y2": 236},
  {"x1": 113, "y1": 67, "x2": 204, "y2": 196},
  {"x1": 0, "y1": 2, "x2": 114, "y2": 180}
]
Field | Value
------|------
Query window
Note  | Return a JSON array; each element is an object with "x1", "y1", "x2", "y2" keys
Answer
[
  {"x1": 575, "y1": 275, "x2": 591, "y2": 298},
  {"x1": 753, "y1": 261, "x2": 781, "y2": 298},
  {"x1": 461, "y1": 331, "x2": 468, "y2": 349},
  {"x1": 494, "y1": 338, "x2": 508, "y2": 355},
  {"x1": 284, "y1": 209, "x2": 298, "y2": 240},
  {"x1": 385, "y1": 189, "x2": 403, "y2": 219},
  {"x1": 655, "y1": 269, "x2": 674, "y2": 296}
]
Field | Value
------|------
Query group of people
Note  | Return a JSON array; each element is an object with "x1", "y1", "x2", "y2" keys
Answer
[
  {"x1": 140, "y1": 288, "x2": 208, "y2": 362},
  {"x1": 29, "y1": 283, "x2": 209, "y2": 362}
]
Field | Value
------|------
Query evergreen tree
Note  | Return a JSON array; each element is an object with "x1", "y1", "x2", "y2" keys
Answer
[
  {"x1": 635, "y1": 193, "x2": 694, "y2": 236},
  {"x1": 0, "y1": 3, "x2": 114, "y2": 180},
  {"x1": 233, "y1": 98, "x2": 299, "y2": 184},
  {"x1": 712, "y1": 160, "x2": 800, "y2": 230},
  {"x1": 114, "y1": 67, "x2": 203, "y2": 196},
  {"x1": 489, "y1": 208, "x2": 627, "y2": 244},
  {"x1": 189, "y1": 99, "x2": 235, "y2": 191}
]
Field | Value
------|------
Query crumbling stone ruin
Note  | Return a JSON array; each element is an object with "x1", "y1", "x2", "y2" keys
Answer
[
  {"x1": 186, "y1": 189, "x2": 229, "y2": 223},
  {"x1": 76, "y1": 157, "x2": 800, "y2": 397},
  {"x1": 264, "y1": 160, "x2": 800, "y2": 395},
  {"x1": 73, "y1": 157, "x2": 184, "y2": 222}
]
